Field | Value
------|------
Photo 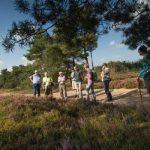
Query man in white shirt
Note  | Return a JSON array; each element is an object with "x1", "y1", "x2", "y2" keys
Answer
[{"x1": 29, "y1": 70, "x2": 41, "y2": 97}]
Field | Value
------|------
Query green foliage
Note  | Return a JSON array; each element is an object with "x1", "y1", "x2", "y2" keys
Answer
[
  {"x1": 25, "y1": 33, "x2": 79, "y2": 81},
  {"x1": 0, "y1": 96, "x2": 150, "y2": 149},
  {"x1": 0, "y1": 60, "x2": 141, "y2": 90},
  {"x1": 94, "y1": 60, "x2": 141, "y2": 89},
  {"x1": 0, "y1": 64, "x2": 36, "y2": 90},
  {"x1": 3, "y1": 0, "x2": 149, "y2": 53},
  {"x1": 105, "y1": 0, "x2": 150, "y2": 48},
  {"x1": 94, "y1": 61, "x2": 140, "y2": 74}
]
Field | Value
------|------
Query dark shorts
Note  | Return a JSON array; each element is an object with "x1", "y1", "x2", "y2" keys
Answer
[{"x1": 44, "y1": 86, "x2": 52, "y2": 95}]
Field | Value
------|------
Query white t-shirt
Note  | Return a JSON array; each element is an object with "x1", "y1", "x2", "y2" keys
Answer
[
  {"x1": 43, "y1": 77, "x2": 52, "y2": 87},
  {"x1": 58, "y1": 75, "x2": 66, "y2": 84}
]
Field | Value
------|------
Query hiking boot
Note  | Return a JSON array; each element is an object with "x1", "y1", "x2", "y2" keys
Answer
[{"x1": 74, "y1": 95, "x2": 78, "y2": 98}]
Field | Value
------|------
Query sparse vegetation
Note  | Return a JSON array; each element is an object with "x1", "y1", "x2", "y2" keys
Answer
[{"x1": 0, "y1": 96, "x2": 150, "y2": 149}]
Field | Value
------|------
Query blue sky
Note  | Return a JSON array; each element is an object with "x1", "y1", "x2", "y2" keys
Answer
[{"x1": 0, "y1": 0, "x2": 141, "y2": 71}]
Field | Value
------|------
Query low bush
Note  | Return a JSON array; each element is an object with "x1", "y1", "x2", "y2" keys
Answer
[
  {"x1": 94, "y1": 78, "x2": 145, "y2": 89},
  {"x1": 0, "y1": 96, "x2": 150, "y2": 149}
]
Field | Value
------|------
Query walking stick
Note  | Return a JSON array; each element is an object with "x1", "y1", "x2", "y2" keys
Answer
[{"x1": 137, "y1": 78, "x2": 143, "y2": 104}]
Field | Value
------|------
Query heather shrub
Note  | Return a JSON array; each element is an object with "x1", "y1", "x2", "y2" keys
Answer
[
  {"x1": 0, "y1": 96, "x2": 150, "y2": 149},
  {"x1": 94, "y1": 78, "x2": 145, "y2": 89}
]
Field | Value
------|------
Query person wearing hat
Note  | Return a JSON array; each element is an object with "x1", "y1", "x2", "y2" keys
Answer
[
  {"x1": 29, "y1": 70, "x2": 41, "y2": 97},
  {"x1": 137, "y1": 45, "x2": 150, "y2": 97},
  {"x1": 42, "y1": 71, "x2": 53, "y2": 97},
  {"x1": 58, "y1": 72, "x2": 67, "y2": 100}
]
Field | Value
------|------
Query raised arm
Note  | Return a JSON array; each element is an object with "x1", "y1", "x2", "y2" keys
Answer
[{"x1": 29, "y1": 75, "x2": 33, "y2": 82}]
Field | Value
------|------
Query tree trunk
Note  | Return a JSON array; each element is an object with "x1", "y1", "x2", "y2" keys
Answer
[
  {"x1": 72, "y1": 58, "x2": 75, "y2": 66},
  {"x1": 83, "y1": 47, "x2": 89, "y2": 65},
  {"x1": 90, "y1": 51, "x2": 94, "y2": 69}
]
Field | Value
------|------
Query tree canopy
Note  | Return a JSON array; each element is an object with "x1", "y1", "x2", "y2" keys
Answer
[{"x1": 2, "y1": 0, "x2": 150, "y2": 56}]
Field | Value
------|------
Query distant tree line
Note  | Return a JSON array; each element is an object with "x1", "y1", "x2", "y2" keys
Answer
[
  {"x1": 106, "y1": 61, "x2": 139, "y2": 72},
  {"x1": 94, "y1": 61, "x2": 140, "y2": 75},
  {"x1": 0, "y1": 65, "x2": 35, "y2": 90},
  {"x1": 0, "y1": 61, "x2": 140, "y2": 90}
]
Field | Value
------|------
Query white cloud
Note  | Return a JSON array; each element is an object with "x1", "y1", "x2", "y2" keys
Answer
[
  {"x1": 21, "y1": 56, "x2": 33, "y2": 66},
  {"x1": 14, "y1": 35, "x2": 22, "y2": 41},
  {"x1": 110, "y1": 40, "x2": 115, "y2": 46},
  {"x1": 109, "y1": 40, "x2": 125, "y2": 48},
  {"x1": 8, "y1": 67, "x2": 12, "y2": 72},
  {"x1": 21, "y1": 56, "x2": 27, "y2": 61}
]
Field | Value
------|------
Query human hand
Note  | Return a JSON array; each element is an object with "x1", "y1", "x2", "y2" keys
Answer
[{"x1": 137, "y1": 77, "x2": 140, "y2": 82}]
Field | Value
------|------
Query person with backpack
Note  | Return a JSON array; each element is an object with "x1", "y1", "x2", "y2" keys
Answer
[
  {"x1": 137, "y1": 45, "x2": 150, "y2": 97},
  {"x1": 29, "y1": 70, "x2": 41, "y2": 97},
  {"x1": 85, "y1": 66, "x2": 96, "y2": 101},
  {"x1": 101, "y1": 63, "x2": 112, "y2": 101},
  {"x1": 42, "y1": 71, "x2": 53, "y2": 97}
]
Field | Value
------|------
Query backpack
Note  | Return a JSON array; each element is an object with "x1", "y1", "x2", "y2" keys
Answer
[{"x1": 92, "y1": 71, "x2": 97, "y2": 81}]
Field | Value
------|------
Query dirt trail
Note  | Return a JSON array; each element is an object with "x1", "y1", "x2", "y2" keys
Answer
[{"x1": 0, "y1": 88, "x2": 149, "y2": 106}]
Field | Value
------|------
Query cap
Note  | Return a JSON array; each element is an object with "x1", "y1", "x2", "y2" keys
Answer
[
  {"x1": 59, "y1": 71, "x2": 63, "y2": 75},
  {"x1": 35, "y1": 70, "x2": 38, "y2": 73}
]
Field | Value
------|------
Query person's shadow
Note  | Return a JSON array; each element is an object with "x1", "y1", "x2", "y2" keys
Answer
[
  {"x1": 112, "y1": 90, "x2": 137, "y2": 101},
  {"x1": 94, "y1": 89, "x2": 104, "y2": 96},
  {"x1": 81, "y1": 89, "x2": 104, "y2": 97}
]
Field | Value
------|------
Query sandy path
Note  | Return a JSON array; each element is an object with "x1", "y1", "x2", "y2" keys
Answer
[{"x1": 0, "y1": 88, "x2": 149, "y2": 106}]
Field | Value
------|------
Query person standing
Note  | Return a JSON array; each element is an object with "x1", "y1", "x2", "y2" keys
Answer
[
  {"x1": 73, "y1": 66, "x2": 83, "y2": 99},
  {"x1": 42, "y1": 71, "x2": 53, "y2": 97},
  {"x1": 137, "y1": 45, "x2": 150, "y2": 97},
  {"x1": 29, "y1": 70, "x2": 41, "y2": 97},
  {"x1": 71, "y1": 69, "x2": 77, "y2": 97},
  {"x1": 101, "y1": 63, "x2": 112, "y2": 101},
  {"x1": 85, "y1": 66, "x2": 96, "y2": 101},
  {"x1": 58, "y1": 72, "x2": 67, "y2": 100}
]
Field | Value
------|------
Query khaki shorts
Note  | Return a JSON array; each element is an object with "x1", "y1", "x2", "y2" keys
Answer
[{"x1": 72, "y1": 81, "x2": 76, "y2": 89}]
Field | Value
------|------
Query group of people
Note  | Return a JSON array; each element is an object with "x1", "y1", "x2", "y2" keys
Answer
[
  {"x1": 29, "y1": 64, "x2": 113, "y2": 101},
  {"x1": 70, "y1": 65, "x2": 97, "y2": 101},
  {"x1": 29, "y1": 70, "x2": 53, "y2": 97},
  {"x1": 29, "y1": 45, "x2": 150, "y2": 101}
]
